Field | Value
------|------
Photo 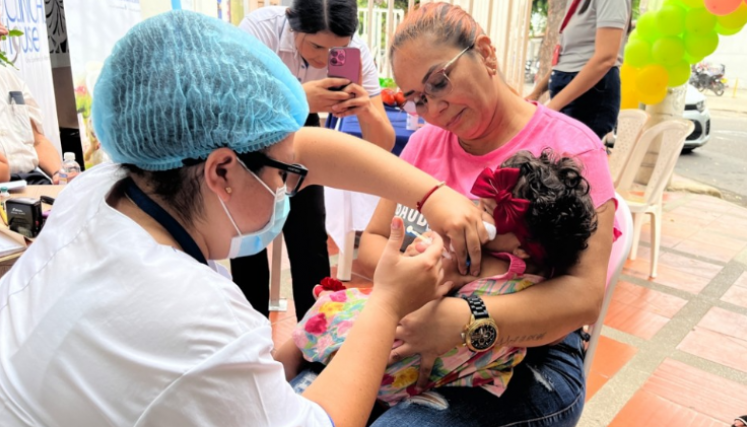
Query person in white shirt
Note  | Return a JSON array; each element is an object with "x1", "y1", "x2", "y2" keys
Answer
[
  {"x1": 0, "y1": 11, "x2": 487, "y2": 427},
  {"x1": 0, "y1": 22, "x2": 62, "y2": 184},
  {"x1": 235, "y1": 0, "x2": 395, "y2": 322}
]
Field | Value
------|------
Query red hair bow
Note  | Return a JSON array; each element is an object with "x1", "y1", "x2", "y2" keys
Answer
[
  {"x1": 471, "y1": 167, "x2": 546, "y2": 263},
  {"x1": 471, "y1": 167, "x2": 529, "y2": 235}
]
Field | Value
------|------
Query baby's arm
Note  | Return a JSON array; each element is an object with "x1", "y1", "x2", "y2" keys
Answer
[{"x1": 274, "y1": 338, "x2": 307, "y2": 382}]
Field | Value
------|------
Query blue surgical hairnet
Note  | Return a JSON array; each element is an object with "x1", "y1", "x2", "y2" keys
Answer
[{"x1": 92, "y1": 10, "x2": 309, "y2": 171}]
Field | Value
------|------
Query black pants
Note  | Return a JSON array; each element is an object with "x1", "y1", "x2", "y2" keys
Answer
[
  {"x1": 549, "y1": 67, "x2": 621, "y2": 139},
  {"x1": 230, "y1": 113, "x2": 330, "y2": 320}
]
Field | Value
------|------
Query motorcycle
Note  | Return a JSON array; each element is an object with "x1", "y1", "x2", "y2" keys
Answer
[{"x1": 690, "y1": 63, "x2": 726, "y2": 96}]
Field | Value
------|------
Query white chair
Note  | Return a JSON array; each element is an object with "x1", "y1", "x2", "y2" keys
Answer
[
  {"x1": 608, "y1": 110, "x2": 649, "y2": 188},
  {"x1": 583, "y1": 193, "x2": 634, "y2": 378},
  {"x1": 617, "y1": 119, "x2": 694, "y2": 279}
]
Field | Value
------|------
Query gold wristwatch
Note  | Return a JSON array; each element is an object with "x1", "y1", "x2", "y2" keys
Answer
[{"x1": 460, "y1": 295, "x2": 498, "y2": 352}]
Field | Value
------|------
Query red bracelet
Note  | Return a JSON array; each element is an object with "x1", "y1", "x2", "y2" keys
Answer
[{"x1": 416, "y1": 181, "x2": 445, "y2": 213}]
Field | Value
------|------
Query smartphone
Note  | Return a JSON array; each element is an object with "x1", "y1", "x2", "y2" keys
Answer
[{"x1": 327, "y1": 47, "x2": 361, "y2": 91}]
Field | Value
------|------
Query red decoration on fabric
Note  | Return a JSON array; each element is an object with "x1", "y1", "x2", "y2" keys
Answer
[{"x1": 320, "y1": 277, "x2": 346, "y2": 292}]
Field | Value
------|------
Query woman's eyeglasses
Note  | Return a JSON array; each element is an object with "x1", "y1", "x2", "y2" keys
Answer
[
  {"x1": 403, "y1": 43, "x2": 475, "y2": 115},
  {"x1": 239, "y1": 152, "x2": 308, "y2": 197}
]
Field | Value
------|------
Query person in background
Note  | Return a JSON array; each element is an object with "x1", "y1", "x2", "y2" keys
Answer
[
  {"x1": 235, "y1": 0, "x2": 395, "y2": 320},
  {"x1": 0, "y1": 22, "x2": 62, "y2": 184},
  {"x1": 526, "y1": 0, "x2": 631, "y2": 140}
]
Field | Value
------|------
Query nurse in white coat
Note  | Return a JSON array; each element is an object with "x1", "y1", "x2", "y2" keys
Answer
[{"x1": 0, "y1": 10, "x2": 487, "y2": 427}]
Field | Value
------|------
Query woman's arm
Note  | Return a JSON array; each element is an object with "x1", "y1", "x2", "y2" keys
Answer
[
  {"x1": 358, "y1": 198, "x2": 398, "y2": 279},
  {"x1": 526, "y1": 69, "x2": 552, "y2": 101},
  {"x1": 31, "y1": 122, "x2": 63, "y2": 180},
  {"x1": 332, "y1": 92, "x2": 396, "y2": 151},
  {"x1": 390, "y1": 201, "x2": 615, "y2": 387},
  {"x1": 0, "y1": 152, "x2": 10, "y2": 182},
  {"x1": 296, "y1": 127, "x2": 488, "y2": 275},
  {"x1": 546, "y1": 28, "x2": 624, "y2": 111},
  {"x1": 303, "y1": 218, "x2": 451, "y2": 427}
]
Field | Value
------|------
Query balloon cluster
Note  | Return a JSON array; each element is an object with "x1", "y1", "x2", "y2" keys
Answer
[{"x1": 621, "y1": 0, "x2": 747, "y2": 108}]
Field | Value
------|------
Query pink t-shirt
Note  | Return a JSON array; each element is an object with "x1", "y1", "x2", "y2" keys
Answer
[{"x1": 400, "y1": 103, "x2": 615, "y2": 210}]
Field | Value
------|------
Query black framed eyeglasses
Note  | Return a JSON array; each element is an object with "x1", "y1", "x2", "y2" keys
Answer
[{"x1": 238, "y1": 152, "x2": 308, "y2": 197}]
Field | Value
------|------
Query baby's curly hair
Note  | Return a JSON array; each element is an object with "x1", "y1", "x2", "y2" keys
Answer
[{"x1": 501, "y1": 149, "x2": 598, "y2": 276}]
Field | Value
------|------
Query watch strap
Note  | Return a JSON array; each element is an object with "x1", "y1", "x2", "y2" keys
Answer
[{"x1": 462, "y1": 295, "x2": 489, "y2": 320}]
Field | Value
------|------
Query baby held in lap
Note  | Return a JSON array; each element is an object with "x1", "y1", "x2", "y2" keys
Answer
[{"x1": 291, "y1": 150, "x2": 598, "y2": 405}]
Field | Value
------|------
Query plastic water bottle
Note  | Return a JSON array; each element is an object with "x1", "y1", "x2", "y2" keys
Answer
[
  {"x1": 406, "y1": 112, "x2": 420, "y2": 131},
  {"x1": 58, "y1": 152, "x2": 81, "y2": 185}
]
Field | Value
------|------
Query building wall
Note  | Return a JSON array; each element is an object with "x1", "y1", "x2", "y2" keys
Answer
[{"x1": 705, "y1": 30, "x2": 747, "y2": 91}]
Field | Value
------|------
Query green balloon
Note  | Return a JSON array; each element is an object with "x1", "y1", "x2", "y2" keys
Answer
[
  {"x1": 677, "y1": 0, "x2": 705, "y2": 8},
  {"x1": 653, "y1": 37, "x2": 686, "y2": 66},
  {"x1": 636, "y1": 13, "x2": 661, "y2": 42},
  {"x1": 683, "y1": 52, "x2": 705, "y2": 64},
  {"x1": 717, "y1": 4, "x2": 747, "y2": 29},
  {"x1": 625, "y1": 37, "x2": 653, "y2": 68},
  {"x1": 666, "y1": 60, "x2": 691, "y2": 86},
  {"x1": 685, "y1": 8, "x2": 718, "y2": 35},
  {"x1": 657, "y1": 4, "x2": 687, "y2": 36},
  {"x1": 715, "y1": 22, "x2": 744, "y2": 35},
  {"x1": 684, "y1": 30, "x2": 719, "y2": 58}
]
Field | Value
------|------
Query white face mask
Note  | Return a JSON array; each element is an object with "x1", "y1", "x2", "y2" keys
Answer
[{"x1": 219, "y1": 165, "x2": 290, "y2": 259}]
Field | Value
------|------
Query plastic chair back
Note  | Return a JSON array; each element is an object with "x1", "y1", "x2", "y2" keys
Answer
[
  {"x1": 609, "y1": 110, "x2": 648, "y2": 188},
  {"x1": 616, "y1": 119, "x2": 693, "y2": 195},
  {"x1": 584, "y1": 194, "x2": 634, "y2": 377}
]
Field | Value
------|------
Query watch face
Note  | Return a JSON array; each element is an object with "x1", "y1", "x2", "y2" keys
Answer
[{"x1": 469, "y1": 322, "x2": 497, "y2": 351}]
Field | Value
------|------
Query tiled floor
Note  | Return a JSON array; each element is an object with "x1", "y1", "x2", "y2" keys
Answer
[{"x1": 266, "y1": 192, "x2": 747, "y2": 426}]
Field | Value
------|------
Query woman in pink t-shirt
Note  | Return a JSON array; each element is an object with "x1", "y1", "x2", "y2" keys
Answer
[{"x1": 358, "y1": 3, "x2": 616, "y2": 426}]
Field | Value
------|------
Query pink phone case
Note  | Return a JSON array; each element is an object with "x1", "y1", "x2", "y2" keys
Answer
[{"x1": 327, "y1": 47, "x2": 361, "y2": 85}]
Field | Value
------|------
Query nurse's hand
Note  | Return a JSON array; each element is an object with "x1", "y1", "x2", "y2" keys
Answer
[
  {"x1": 370, "y1": 217, "x2": 452, "y2": 320},
  {"x1": 303, "y1": 78, "x2": 355, "y2": 114},
  {"x1": 419, "y1": 186, "x2": 489, "y2": 277}
]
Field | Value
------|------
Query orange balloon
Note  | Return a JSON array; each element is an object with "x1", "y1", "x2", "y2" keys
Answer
[{"x1": 704, "y1": 0, "x2": 742, "y2": 15}]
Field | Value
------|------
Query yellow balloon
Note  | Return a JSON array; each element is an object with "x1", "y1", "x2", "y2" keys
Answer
[
  {"x1": 636, "y1": 64, "x2": 670, "y2": 95},
  {"x1": 620, "y1": 63, "x2": 639, "y2": 83},
  {"x1": 638, "y1": 87, "x2": 669, "y2": 105},
  {"x1": 621, "y1": 87, "x2": 641, "y2": 109}
]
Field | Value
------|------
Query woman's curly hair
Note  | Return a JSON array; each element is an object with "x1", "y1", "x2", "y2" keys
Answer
[{"x1": 501, "y1": 149, "x2": 598, "y2": 276}]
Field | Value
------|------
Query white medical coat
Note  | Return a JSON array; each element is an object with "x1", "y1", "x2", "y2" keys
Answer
[{"x1": 0, "y1": 163, "x2": 332, "y2": 426}]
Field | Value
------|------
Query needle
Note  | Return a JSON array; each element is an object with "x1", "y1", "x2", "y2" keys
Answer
[{"x1": 406, "y1": 226, "x2": 452, "y2": 259}]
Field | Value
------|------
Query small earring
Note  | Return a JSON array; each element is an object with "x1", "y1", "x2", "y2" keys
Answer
[{"x1": 226, "y1": 187, "x2": 232, "y2": 194}]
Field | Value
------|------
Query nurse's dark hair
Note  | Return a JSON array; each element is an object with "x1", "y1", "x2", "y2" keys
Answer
[
  {"x1": 121, "y1": 150, "x2": 267, "y2": 224},
  {"x1": 286, "y1": 0, "x2": 359, "y2": 37}
]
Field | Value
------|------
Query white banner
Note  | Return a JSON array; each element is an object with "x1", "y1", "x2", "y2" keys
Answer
[
  {"x1": 1, "y1": 0, "x2": 61, "y2": 151},
  {"x1": 64, "y1": 0, "x2": 219, "y2": 169}
]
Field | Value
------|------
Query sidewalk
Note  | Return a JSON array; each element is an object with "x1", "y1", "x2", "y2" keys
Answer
[
  {"x1": 704, "y1": 86, "x2": 747, "y2": 115},
  {"x1": 267, "y1": 191, "x2": 747, "y2": 426}
]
